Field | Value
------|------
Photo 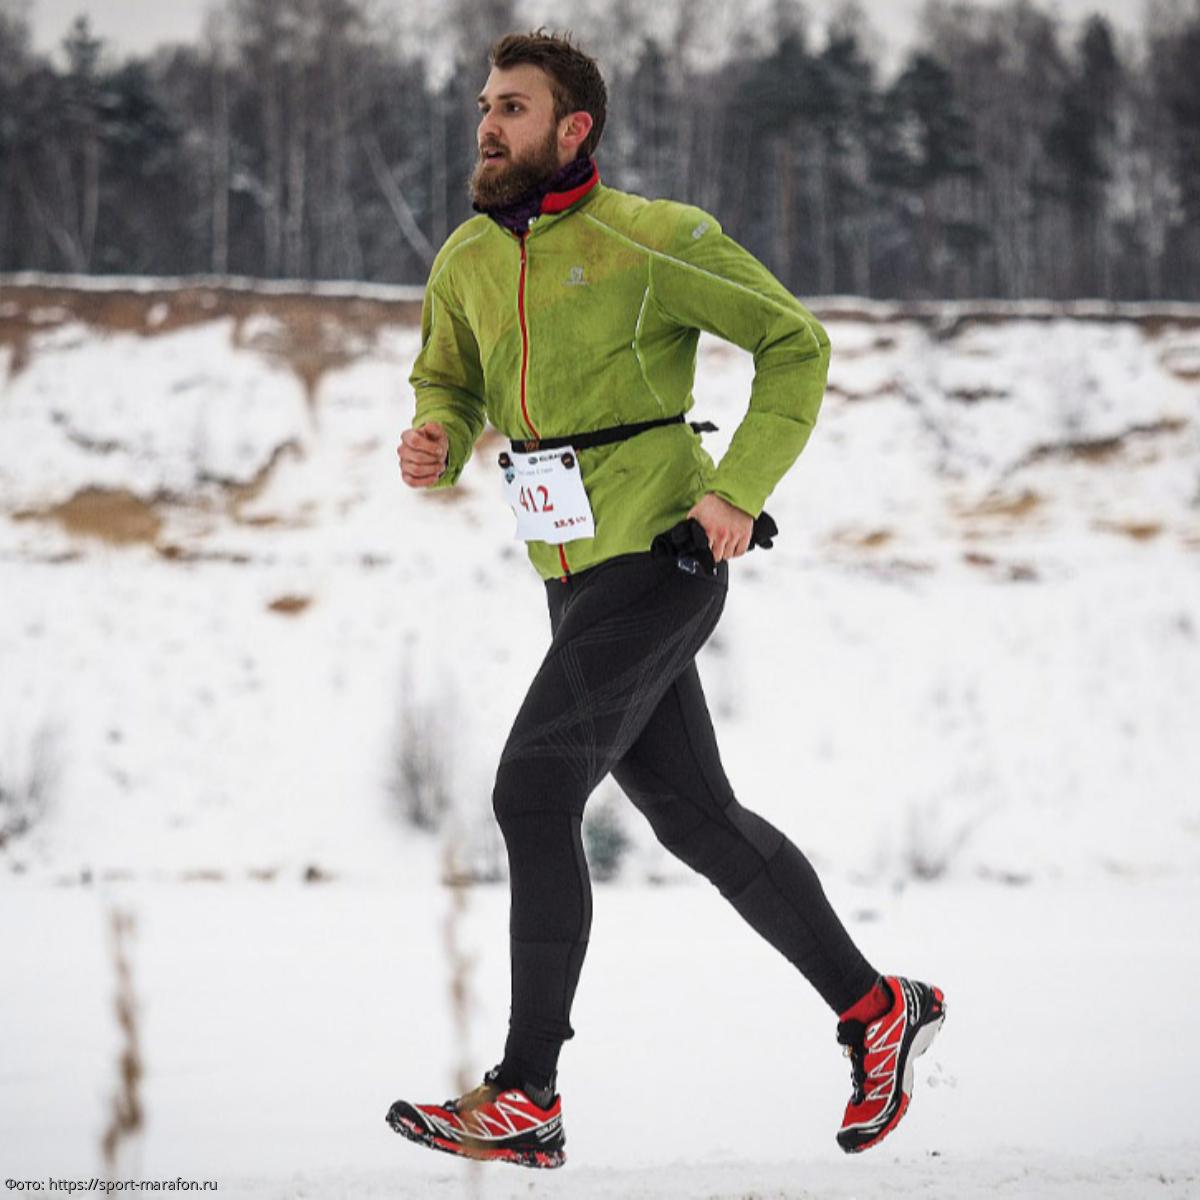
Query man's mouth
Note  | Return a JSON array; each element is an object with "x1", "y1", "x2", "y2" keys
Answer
[{"x1": 481, "y1": 147, "x2": 506, "y2": 162}]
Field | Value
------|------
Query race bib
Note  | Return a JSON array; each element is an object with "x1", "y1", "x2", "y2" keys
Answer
[{"x1": 498, "y1": 445, "x2": 595, "y2": 544}]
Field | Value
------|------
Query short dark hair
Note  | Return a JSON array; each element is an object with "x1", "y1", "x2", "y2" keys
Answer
[{"x1": 489, "y1": 29, "x2": 607, "y2": 160}]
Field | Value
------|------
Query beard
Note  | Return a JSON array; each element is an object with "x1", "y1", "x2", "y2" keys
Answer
[{"x1": 469, "y1": 122, "x2": 562, "y2": 209}]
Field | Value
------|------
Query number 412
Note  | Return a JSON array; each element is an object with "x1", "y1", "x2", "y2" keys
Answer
[{"x1": 518, "y1": 485, "x2": 554, "y2": 512}]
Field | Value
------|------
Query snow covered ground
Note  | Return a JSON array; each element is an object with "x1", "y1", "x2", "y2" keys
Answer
[
  {"x1": 3, "y1": 874, "x2": 1199, "y2": 1196},
  {"x1": 1, "y1": 282, "x2": 1198, "y2": 1196}
]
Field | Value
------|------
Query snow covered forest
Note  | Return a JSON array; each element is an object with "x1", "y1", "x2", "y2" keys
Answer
[{"x1": 1, "y1": 0, "x2": 1199, "y2": 298}]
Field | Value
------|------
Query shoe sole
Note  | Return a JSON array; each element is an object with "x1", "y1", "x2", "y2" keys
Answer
[
  {"x1": 839, "y1": 983, "x2": 946, "y2": 1154},
  {"x1": 385, "y1": 1102, "x2": 567, "y2": 1170}
]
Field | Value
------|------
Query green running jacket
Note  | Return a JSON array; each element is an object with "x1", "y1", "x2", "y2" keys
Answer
[{"x1": 408, "y1": 174, "x2": 831, "y2": 582}]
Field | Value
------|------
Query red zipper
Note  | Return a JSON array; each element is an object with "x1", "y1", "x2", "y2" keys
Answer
[
  {"x1": 517, "y1": 229, "x2": 571, "y2": 581},
  {"x1": 517, "y1": 232, "x2": 538, "y2": 441}
]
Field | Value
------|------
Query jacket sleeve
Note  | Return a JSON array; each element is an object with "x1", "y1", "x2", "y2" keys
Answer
[
  {"x1": 408, "y1": 274, "x2": 487, "y2": 491},
  {"x1": 648, "y1": 206, "x2": 831, "y2": 519}
]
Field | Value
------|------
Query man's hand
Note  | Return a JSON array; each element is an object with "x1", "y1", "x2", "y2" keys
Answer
[
  {"x1": 686, "y1": 492, "x2": 754, "y2": 563},
  {"x1": 398, "y1": 421, "x2": 449, "y2": 488}
]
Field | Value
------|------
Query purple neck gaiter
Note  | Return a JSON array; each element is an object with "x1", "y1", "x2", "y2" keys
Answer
[{"x1": 474, "y1": 154, "x2": 597, "y2": 236}]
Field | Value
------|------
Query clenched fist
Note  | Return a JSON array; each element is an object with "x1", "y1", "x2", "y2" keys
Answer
[{"x1": 398, "y1": 421, "x2": 449, "y2": 488}]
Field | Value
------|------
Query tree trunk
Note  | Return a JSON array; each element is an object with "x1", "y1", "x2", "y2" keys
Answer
[
  {"x1": 431, "y1": 88, "x2": 447, "y2": 250},
  {"x1": 211, "y1": 51, "x2": 230, "y2": 274}
]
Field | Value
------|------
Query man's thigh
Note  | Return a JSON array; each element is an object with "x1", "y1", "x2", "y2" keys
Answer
[
  {"x1": 611, "y1": 659, "x2": 733, "y2": 808},
  {"x1": 496, "y1": 555, "x2": 727, "y2": 810},
  {"x1": 610, "y1": 660, "x2": 785, "y2": 881}
]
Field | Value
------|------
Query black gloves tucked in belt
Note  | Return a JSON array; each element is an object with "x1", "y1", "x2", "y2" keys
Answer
[{"x1": 650, "y1": 510, "x2": 779, "y2": 577}]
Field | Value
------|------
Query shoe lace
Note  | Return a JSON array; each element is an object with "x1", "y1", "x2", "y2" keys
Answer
[{"x1": 836, "y1": 1019, "x2": 868, "y2": 1104}]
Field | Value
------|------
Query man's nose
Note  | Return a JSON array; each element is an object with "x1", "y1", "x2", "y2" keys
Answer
[{"x1": 478, "y1": 110, "x2": 502, "y2": 145}]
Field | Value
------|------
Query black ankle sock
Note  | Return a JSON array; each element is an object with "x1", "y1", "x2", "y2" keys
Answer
[
  {"x1": 494, "y1": 1061, "x2": 556, "y2": 1107},
  {"x1": 522, "y1": 1077, "x2": 556, "y2": 1108}
]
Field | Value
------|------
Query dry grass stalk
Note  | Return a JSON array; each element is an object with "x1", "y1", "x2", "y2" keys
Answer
[
  {"x1": 440, "y1": 832, "x2": 483, "y2": 1193},
  {"x1": 101, "y1": 907, "x2": 144, "y2": 1179}
]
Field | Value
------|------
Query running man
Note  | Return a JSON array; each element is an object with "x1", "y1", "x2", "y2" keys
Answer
[{"x1": 387, "y1": 29, "x2": 945, "y2": 1170}]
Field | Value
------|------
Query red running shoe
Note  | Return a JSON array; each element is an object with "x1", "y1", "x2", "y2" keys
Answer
[
  {"x1": 836, "y1": 975, "x2": 946, "y2": 1153},
  {"x1": 385, "y1": 1065, "x2": 565, "y2": 1169}
]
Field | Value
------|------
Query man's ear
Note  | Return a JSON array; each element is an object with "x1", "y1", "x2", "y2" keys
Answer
[{"x1": 560, "y1": 110, "x2": 594, "y2": 153}]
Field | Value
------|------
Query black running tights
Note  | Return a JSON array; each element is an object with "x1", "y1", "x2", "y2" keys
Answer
[{"x1": 491, "y1": 550, "x2": 879, "y2": 1088}]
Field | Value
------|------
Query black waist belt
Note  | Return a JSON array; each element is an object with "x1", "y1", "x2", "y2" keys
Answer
[{"x1": 507, "y1": 413, "x2": 717, "y2": 455}]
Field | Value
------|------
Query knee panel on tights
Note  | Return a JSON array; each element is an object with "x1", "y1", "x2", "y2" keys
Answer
[
  {"x1": 724, "y1": 797, "x2": 786, "y2": 860},
  {"x1": 492, "y1": 759, "x2": 589, "y2": 824},
  {"x1": 626, "y1": 778, "x2": 786, "y2": 900},
  {"x1": 688, "y1": 796, "x2": 786, "y2": 898}
]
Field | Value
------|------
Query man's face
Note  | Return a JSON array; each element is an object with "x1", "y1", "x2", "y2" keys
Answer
[{"x1": 470, "y1": 64, "x2": 567, "y2": 208}]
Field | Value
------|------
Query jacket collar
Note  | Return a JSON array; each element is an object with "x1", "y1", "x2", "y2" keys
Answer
[
  {"x1": 540, "y1": 160, "x2": 600, "y2": 214},
  {"x1": 475, "y1": 156, "x2": 600, "y2": 236}
]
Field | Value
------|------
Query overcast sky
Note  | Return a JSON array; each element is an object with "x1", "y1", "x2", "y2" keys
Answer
[{"x1": 23, "y1": 0, "x2": 1148, "y2": 70}]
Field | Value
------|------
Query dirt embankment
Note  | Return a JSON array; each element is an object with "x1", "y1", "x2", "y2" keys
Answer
[
  {"x1": 0, "y1": 279, "x2": 423, "y2": 402},
  {"x1": 0, "y1": 279, "x2": 426, "y2": 554},
  {"x1": 3, "y1": 280, "x2": 1197, "y2": 561}
]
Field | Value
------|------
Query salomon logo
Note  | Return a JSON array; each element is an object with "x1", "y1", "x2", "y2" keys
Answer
[
  {"x1": 691, "y1": 221, "x2": 711, "y2": 239},
  {"x1": 564, "y1": 265, "x2": 588, "y2": 286}
]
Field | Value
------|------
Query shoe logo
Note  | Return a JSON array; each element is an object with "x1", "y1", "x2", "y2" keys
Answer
[
  {"x1": 691, "y1": 221, "x2": 711, "y2": 240},
  {"x1": 564, "y1": 265, "x2": 589, "y2": 286},
  {"x1": 535, "y1": 1116, "x2": 563, "y2": 1139},
  {"x1": 862, "y1": 1012, "x2": 904, "y2": 1104}
]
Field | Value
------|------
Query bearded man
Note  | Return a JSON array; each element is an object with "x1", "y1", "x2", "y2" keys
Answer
[{"x1": 388, "y1": 28, "x2": 946, "y2": 1170}]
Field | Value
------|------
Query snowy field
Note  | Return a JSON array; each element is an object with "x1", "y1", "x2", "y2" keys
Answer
[
  {"x1": 1, "y1": 282, "x2": 1198, "y2": 1197},
  {"x1": 4, "y1": 875, "x2": 1200, "y2": 1197}
]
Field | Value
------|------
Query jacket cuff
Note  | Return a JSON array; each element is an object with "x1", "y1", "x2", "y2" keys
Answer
[
  {"x1": 412, "y1": 418, "x2": 469, "y2": 490},
  {"x1": 705, "y1": 476, "x2": 764, "y2": 521}
]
